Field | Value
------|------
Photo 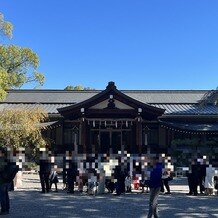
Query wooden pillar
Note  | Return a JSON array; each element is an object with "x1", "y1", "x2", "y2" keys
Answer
[
  {"x1": 80, "y1": 118, "x2": 87, "y2": 154},
  {"x1": 62, "y1": 120, "x2": 66, "y2": 151},
  {"x1": 136, "y1": 117, "x2": 142, "y2": 153}
]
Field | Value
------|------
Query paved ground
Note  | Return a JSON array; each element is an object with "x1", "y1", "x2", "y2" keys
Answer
[{"x1": 5, "y1": 174, "x2": 218, "y2": 218}]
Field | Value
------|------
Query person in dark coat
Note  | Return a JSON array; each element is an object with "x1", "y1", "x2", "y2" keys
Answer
[
  {"x1": 120, "y1": 171, "x2": 126, "y2": 193},
  {"x1": 0, "y1": 148, "x2": 19, "y2": 215},
  {"x1": 214, "y1": 176, "x2": 218, "y2": 195},
  {"x1": 186, "y1": 170, "x2": 195, "y2": 195},
  {"x1": 67, "y1": 160, "x2": 77, "y2": 194},
  {"x1": 62, "y1": 156, "x2": 67, "y2": 190},
  {"x1": 114, "y1": 166, "x2": 122, "y2": 196},
  {"x1": 192, "y1": 161, "x2": 206, "y2": 196},
  {"x1": 39, "y1": 149, "x2": 51, "y2": 193}
]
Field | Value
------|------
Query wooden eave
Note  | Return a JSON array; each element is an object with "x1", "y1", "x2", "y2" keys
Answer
[
  {"x1": 86, "y1": 108, "x2": 136, "y2": 119},
  {"x1": 159, "y1": 114, "x2": 218, "y2": 123}
]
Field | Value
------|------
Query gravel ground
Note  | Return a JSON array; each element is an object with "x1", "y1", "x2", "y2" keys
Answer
[{"x1": 5, "y1": 174, "x2": 218, "y2": 218}]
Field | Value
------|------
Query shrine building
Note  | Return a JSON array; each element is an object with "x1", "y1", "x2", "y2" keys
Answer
[{"x1": 1, "y1": 81, "x2": 218, "y2": 163}]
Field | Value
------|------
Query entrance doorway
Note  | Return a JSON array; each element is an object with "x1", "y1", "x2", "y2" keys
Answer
[{"x1": 90, "y1": 128, "x2": 132, "y2": 154}]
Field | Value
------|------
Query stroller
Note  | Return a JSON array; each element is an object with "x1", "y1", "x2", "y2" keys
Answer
[
  {"x1": 87, "y1": 175, "x2": 98, "y2": 195},
  {"x1": 87, "y1": 181, "x2": 98, "y2": 195},
  {"x1": 140, "y1": 179, "x2": 149, "y2": 193}
]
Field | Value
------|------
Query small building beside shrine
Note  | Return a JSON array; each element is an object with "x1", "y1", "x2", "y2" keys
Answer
[{"x1": 1, "y1": 81, "x2": 218, "y2": 166}]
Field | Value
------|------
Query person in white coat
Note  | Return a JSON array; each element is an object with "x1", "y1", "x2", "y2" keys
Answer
[{"x1": 204, "y1": 165, "x2": 216, "y2": 195}]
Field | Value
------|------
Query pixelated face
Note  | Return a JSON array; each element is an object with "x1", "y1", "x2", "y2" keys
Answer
[{"x1": 149, "y1": 158, "x2": 156, "y2": 167}]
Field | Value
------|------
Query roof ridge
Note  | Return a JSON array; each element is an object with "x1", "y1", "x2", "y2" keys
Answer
[
  {"x1": 6, "y1": 89, "x2": 100, "y2": 93},
  {"x1": 122, "y1": 90, "x2": 209, "y2": 93},
  {"x1": 6, "y1": 89, "x2": 210, "y2": 93}
]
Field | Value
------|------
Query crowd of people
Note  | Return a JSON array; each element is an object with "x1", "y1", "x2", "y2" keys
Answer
[
  {"x1": 38, "y1": 151, "x2": 218, "y2": 197},
  {"x1": 37, "y1": 150, "x2": 175, "y2": 197},
  {"x1": 186, "y1": 159, "x2": 218, "y2": 196},
  {"x1": 37, "y1": 152, "x2": 218, "y2": 218},
  {"x1": 1, "y1": 148, "x2": 218, "y2": 217}
]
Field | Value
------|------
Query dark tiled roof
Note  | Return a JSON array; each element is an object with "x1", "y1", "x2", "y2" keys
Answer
[
  {"x1": 3, "y1": 89, "x2": 207, "y2": 104},
  {"x1": 0, "y1": 103, "x2": 71, "y2": 114},
  {"x1": 0, "y1": 89, "x2": 217, "y2": 115},
  {"x1": 3, "y1": 90, "x2": 98, "y2": 104},
  {"x1": 151, "y1": 104, "x2": 218, "y2": 115},
  {"x1": 124, "y1": 90, "x2": 207, "y2": 104},
  {"x1": 0, "y1": 103, "x2": 217, "y2": 115}
]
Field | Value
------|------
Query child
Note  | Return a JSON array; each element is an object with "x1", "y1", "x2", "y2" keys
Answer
[
  {"x1": 49, "y1": 170, "x2": 59, "y2": 192},
  {"x1": 125, "y1": 175, "x2": 132, "y2": 193},
  {"x1": 161, "y1": 169, "x2": 172, "y2": 194}
]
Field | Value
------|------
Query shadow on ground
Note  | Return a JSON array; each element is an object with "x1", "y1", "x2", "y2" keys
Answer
[{"x1": 8, "y1": 189, "x2": 218, "y2": 218}]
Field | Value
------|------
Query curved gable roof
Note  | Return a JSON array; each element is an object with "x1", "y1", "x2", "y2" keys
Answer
[{"x1": 58, "y1": 82, "x2": 165, "y2": 118}]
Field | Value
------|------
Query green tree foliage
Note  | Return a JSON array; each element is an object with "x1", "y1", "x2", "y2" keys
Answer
[
  {"x1": 0, "y1": 107, "x2": 48, "y2": 149},
  {"x1": 0, "y1": 13, "x2": 13, "y2": 38},
  {"x1": 170, "y1": 137, "x2": 218, "y2": 167},
  {"x1": 0, "y1": 70, "x2": 8, "y2": 100},
  {"x1": 64, "y1": 85, "x2": 95, "y2": 90},
  {"x1": 0, "y1": 45, "x2": 44, "y2": 87},
  {"x1": 0, "y1": 13, "x2": 47, "y2": 155},
  {"x1": 0, "y1": 12, "x2": 44, "y2": 100},
  {"x1": 170, "y1": 138, "x2": 200, "y2": 167}
]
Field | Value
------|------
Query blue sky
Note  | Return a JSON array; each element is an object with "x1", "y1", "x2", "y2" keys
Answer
[{"x1": 1, "y1": 0, "x2": 218, "y2": 90}]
